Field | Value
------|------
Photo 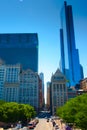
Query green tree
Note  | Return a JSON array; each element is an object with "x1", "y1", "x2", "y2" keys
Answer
[
  {"x1": 0, "y1": 100, "x2": 5, "y2": 105},
  {"x1": 0, "y1": 101, "x2": 36, "y2": 123},
  {"x1": 56, "y1": 94, "x2": 87, "y2": 129}
]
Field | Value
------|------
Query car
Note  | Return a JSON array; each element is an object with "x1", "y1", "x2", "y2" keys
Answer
[{"x1": 27, "y1": 122, "x2": 34, "y2": 129}]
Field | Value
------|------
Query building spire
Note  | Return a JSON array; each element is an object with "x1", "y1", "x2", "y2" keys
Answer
[{"x1": 64, "y1": 1, "x2": 67, "y2": 6}]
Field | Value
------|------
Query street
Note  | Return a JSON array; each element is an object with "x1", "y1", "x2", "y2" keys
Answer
[
  {"x1": 34, "y1": 118, "x2": 53, "y2": 130},
  {"x1": 0, "y1": 116, "x2": 74, "y2": 130},
  {"x1": 0, "y1": 118, "x2": 55, "y2": 130}
]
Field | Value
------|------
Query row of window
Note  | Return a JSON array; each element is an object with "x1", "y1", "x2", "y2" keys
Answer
[
  {"x1": 53, "y1": 84, "x2": 66, "y2": 91},
  {"x1": 0, "y1": 34, "x2": 37, "y2": 44}
]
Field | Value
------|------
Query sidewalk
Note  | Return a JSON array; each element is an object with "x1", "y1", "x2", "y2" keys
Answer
[
  {"x1": 54, "y1": 119, "x2": 66, "y2": 130},
  {"x1": 54, "y1": 119, "x2": 81, "y2": 130}
]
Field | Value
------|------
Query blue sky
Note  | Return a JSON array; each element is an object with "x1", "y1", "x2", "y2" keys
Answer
[{"x1": 0, "y1": 0, "x2": 87, "y2": 87}]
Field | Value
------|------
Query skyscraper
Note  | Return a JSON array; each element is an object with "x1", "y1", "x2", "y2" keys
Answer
[
  {"x1": 0, "y1": 33, "x2": 38, "y2": 72},
  {"x1": 39, "y1": 72, "x2": 44, "y2": 104},
  {"x1": 60, "y1": 1, "x2": 84, "y2": 86}
]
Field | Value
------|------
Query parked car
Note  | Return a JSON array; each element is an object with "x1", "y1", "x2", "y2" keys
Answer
[{"x1": 27, "y1": 122, "x2": 34, "y2": 129}]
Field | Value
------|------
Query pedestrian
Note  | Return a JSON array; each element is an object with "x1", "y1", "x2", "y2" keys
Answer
[
  {"x1": 65, "y1": 125, "x2": 72, "y2": 130},
  {"x1": 11, "y1": 124, "x2": 13, "y2": 128},
  {"x1": 52, "y1": 121, "x2": 56, "y2": 127}
]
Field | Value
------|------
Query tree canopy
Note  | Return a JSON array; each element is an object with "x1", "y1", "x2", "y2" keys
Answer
[
  {"x1": 0, "y1": 101, "x2": 36, "y2": 123},
  {"x1": 56, "y1": 94, "x2": 87, "y2": 130}
]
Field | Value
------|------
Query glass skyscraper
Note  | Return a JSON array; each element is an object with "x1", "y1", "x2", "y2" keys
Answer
[
  {"x1": 0, "y1": 33, "x2": 38, "y2": 72},
  {"x1": 60, "y1": 1, "x2": 84, "y2": 86}
]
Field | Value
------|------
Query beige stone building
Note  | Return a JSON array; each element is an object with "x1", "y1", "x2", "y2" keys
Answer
[{"x1": 51, "y1": 69, "x2": 67, "y2": 115}]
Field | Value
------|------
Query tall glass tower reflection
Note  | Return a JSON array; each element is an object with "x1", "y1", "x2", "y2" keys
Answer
[
  {"x1": 60, "y1": 1, "x2": 84, "y2": 86},
  {"x1": 0, "y1": 33, "x2": 38, "y2": 72}
]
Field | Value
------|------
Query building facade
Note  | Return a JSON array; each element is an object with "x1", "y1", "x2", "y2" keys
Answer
[
  {"x1": 80, "y1": 78, "x2": 87, "y2": 91},
  {"x1": 39, "y1": 72, "x2": 44, "y2": 106},
  {"x1": 0, "y1": 33, "x2": 38, "y2": 72},
  {"x1": 0, "y1": 64, "x2": 5, "y2": 100},
  {"x1": 60, "y1": 1, "x2": 83, "y2": 86},
  {"x1": 0, "y1": 63, "x2": 40, "y2": 111},
  {"x1": 38, "y1": 77, "x2": 43, "y2": 110},
  {"x1": 47, "y1": 82, "x2": 51, "y2": 110},
  {"x1": 51, "y1": 69, "x2": 67, "y2": 115},
  {"x1": 4, "y1": 64, "x2": 21, "y2": 102},
  {"x1": 67, "y1": 87, "x2": 77, "y2": 101},
  {"x1": 19, "y1": 69, "x2": 39, "y2": 111}
]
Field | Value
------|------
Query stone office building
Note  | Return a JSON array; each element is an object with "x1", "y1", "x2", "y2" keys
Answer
[
  {"x1": 0, "y1": 63, "x2": 40, "y2": 111},
  {"x1": 51, "y1": 69, "x2": 67, "y2": 115}
]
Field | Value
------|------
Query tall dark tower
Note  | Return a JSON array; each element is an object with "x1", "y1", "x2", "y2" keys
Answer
[
  {"x1": 0, "y1": 33, "x2": 38, "y2": 72},
  {"x1": 60, "y1": 1, "x2": 84, "y2": 86}
]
